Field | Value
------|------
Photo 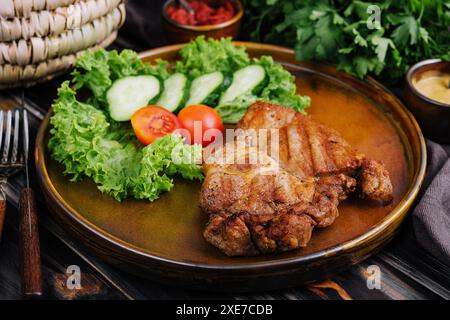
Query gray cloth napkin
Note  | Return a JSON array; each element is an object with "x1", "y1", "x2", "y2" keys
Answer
[{"x1": 413, "y1": 140, "x2": 450, "y2": 265}]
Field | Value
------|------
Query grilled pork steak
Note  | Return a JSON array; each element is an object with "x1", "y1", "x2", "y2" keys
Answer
[
  {"x1": 237, "y1": 102, "x2": 393, "y2": 203},
  {"x1": 200, "y1": 102, "x2": 393, "y2": 256}
]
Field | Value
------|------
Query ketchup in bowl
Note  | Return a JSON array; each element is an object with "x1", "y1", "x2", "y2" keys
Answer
[{"x1": 166, "y1": 0, "x2": 235, "y2": 26}]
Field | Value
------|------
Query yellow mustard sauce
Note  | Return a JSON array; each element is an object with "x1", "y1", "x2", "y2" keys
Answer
[{"x1": 412, "y1": 70, "x2": 450, "y2": 105}]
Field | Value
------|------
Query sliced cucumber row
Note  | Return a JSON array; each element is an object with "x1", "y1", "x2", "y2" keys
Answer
[
  {"x1": 106, "y1": 64, "x2": 267, "y2": 121},
  {"x1": 219, "y1": 65, "x2": 266, "y2": 105},
  {"x1": 186, "y1": 71, "x2": 226, "y2": 106},
  {"x1": 156, "y1": 73, "x2": 188, "y2": 112},
  {"x1": 107, "y1": 75, "x2": 161, "y2": 122},
  {"x1": 184, "y1": 65, "x2": 265, "y2": 107}
]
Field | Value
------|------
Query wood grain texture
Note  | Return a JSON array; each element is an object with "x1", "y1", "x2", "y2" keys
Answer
[
  {"x1": 0, "y1": 200, "x2": 5, "y2": 241},
  {"x1": 0, "y1": 184, "x2": 125, "y2": 300},
  {"x1": 19, "y1": 188, "x2": 42, "y2": 297}
]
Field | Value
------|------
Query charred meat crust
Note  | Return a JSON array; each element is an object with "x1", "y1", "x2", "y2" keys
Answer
[
  {"x1": 359, "y1": 159, "x2": 394, "y2": 204},
  {"x1": 201, "y1": 102, "x2": 394, "y2": 256}
]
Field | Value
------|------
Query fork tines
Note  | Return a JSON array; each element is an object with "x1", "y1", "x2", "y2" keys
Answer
[{"x1": 0, "y1": 109, "x2": 28, "y2": 168}]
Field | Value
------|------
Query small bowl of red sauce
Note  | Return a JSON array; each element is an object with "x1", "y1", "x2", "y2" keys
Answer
[{"x1": 162, "y1": 0, "x2": 244, "y2": 43}]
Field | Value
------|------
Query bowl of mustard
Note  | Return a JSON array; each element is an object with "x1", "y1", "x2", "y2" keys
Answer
[{"x1": 404, "y1": 59, "x2": 450, "y2": 143}]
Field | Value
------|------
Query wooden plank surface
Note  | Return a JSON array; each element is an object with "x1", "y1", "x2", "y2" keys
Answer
[{"x1": 1, "y1": 0, "x2": 449, "y2": 300}]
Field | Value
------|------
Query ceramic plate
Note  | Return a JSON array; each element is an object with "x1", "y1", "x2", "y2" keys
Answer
[{"x1": 35, "y1": 42, "x2": 426, "y2": 292}]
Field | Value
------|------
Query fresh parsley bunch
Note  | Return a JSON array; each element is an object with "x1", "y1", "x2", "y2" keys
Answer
[{"x1": 243, "y1": 0, "x2": 450, "y2": 83}]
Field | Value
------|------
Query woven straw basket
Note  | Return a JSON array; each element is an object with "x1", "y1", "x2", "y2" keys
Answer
[{"x1": 0, "y1": 0, "x2": 126, "y2": 89}]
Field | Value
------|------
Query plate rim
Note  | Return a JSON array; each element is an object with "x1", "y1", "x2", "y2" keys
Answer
[{"x1": 35, "y1": 42, "x2": 427, "y2": 271}]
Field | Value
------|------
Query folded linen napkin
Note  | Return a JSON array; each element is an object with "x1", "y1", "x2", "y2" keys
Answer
[{"x1": 413, "y1": 140, "x2": 450, "y2": 265}]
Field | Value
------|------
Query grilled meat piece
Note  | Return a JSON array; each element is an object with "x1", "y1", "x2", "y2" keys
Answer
[
  {"x1": 304, "y1": 174, "x2": 357, "y2": 228},
  {"x1": 237, "y1": 101, "x2": 393, "y2": 202},
  {"x1": 201, "y1": 146, "x2": 315, "y2": 216},
  {"x1": 359, "y1": 159, "x2": 393, "y2": 204},
  {"x1": 201, "y1": 102, "x2": 393, "y2": 256},
  {"x1": 201, "y1": 143, "x2": 357, "y2": 256},
  {"x1": 238, "y1": 101, "x2": 365, "y2": 177},
  {"x1": 204, "y1": 212, "x2": 260, "y2": 257},
  {"x1": 201, "y1": 144, "x2": 318, "y2": 256}
]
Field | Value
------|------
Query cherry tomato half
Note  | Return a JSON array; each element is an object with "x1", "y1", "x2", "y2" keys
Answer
[
  {"x1": 131, "y1": 106, "x2": 182, "y2": 145},
  {"x1": 177, "y1": 104, "x2": 224, "y2": 147}
]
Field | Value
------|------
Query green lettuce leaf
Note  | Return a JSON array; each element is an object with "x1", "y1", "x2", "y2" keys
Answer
[
  {"x1": 256, "y1": 55, "x2": 310, "y2": 112},
  {"x1": 71, "y1": 49, "x2": 170, "y2": 107},
  {"x1": 175, "y1": 36, "x2": 250, "y2": 78},
  {"x1": 215, "y1": 55, "x2": 310, "y2": 123},
  {"x1": 132, "y1": 134, "x2": 203, "y2": 201},
  {"x1": 49, "y1": 82, "x2": 203, "y2": 202},
  {"x1": 215, "y1": 93, "x2": 259, "y2": 124}
]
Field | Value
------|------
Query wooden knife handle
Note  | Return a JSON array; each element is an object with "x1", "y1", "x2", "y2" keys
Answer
[
  {"x1": 19, "y1": 188, "x2": 42, "y2": 298},
  {"x1": 0, "y1": 199, "x2": 5, "y2": 241}
]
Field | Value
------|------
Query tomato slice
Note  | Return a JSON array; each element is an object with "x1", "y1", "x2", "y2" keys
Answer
[
  {"x1": 131, "y1": 106, "x2": 182, "y2": 145},
  {"x1": 177, "y1": 104, "x2": 224, "y2": 147}
]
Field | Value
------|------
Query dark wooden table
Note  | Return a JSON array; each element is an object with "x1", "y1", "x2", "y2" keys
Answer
[{"x1": 1, "y1": 1, "x2": 450, "y2": 300}]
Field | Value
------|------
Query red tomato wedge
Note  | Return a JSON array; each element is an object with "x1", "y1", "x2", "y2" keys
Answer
[
  {"x1": 178, "y1": 104, "x2": 224, "y2": 147},
  {"x1": 131, "y1": 106, "x2": 182, "y2": 145}
]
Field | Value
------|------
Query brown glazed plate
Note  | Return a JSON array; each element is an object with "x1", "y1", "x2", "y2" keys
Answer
[{"x1": 35, "y1": 42, "x2": 426, "y2": 292}]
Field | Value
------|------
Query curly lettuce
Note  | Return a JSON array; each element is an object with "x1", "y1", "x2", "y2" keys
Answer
[
  {"x1": 49, "y1": 82, "x2": 203, "y2": 201},
  {"x1": 72, "y1": 49, "x2": 170, "y2": 107},
  {"x1": 256, "y1": 56, "x2": 310, "y2": 112},
  {"x1": 175, "y1": 36, "x2": 250, "y2": 77},
  {"x1": 216, "y1": 56, "x2": 310, "y2": 123}
]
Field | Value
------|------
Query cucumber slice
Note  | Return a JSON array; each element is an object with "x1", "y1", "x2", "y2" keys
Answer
[
  {"x1": 156, "y1": 73, "x2": 188, "y2": 112},
  {"x1": 186, "y1": 71, "x2": 224, "y2": 106},
  {"x1": 219, "y1": 65, "x2": 266, "y2": 104},
  {"x1": 107, "y1": 75, "x2": 160, "y2": 121}
]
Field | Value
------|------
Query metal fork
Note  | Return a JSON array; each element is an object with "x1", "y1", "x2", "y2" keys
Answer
[
  {"x1": 0, "y1": 109, "x2": 23, "y2": 239},
  {"x1": 0, "y1": 108, "x2": 42, "y2": 297}
]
